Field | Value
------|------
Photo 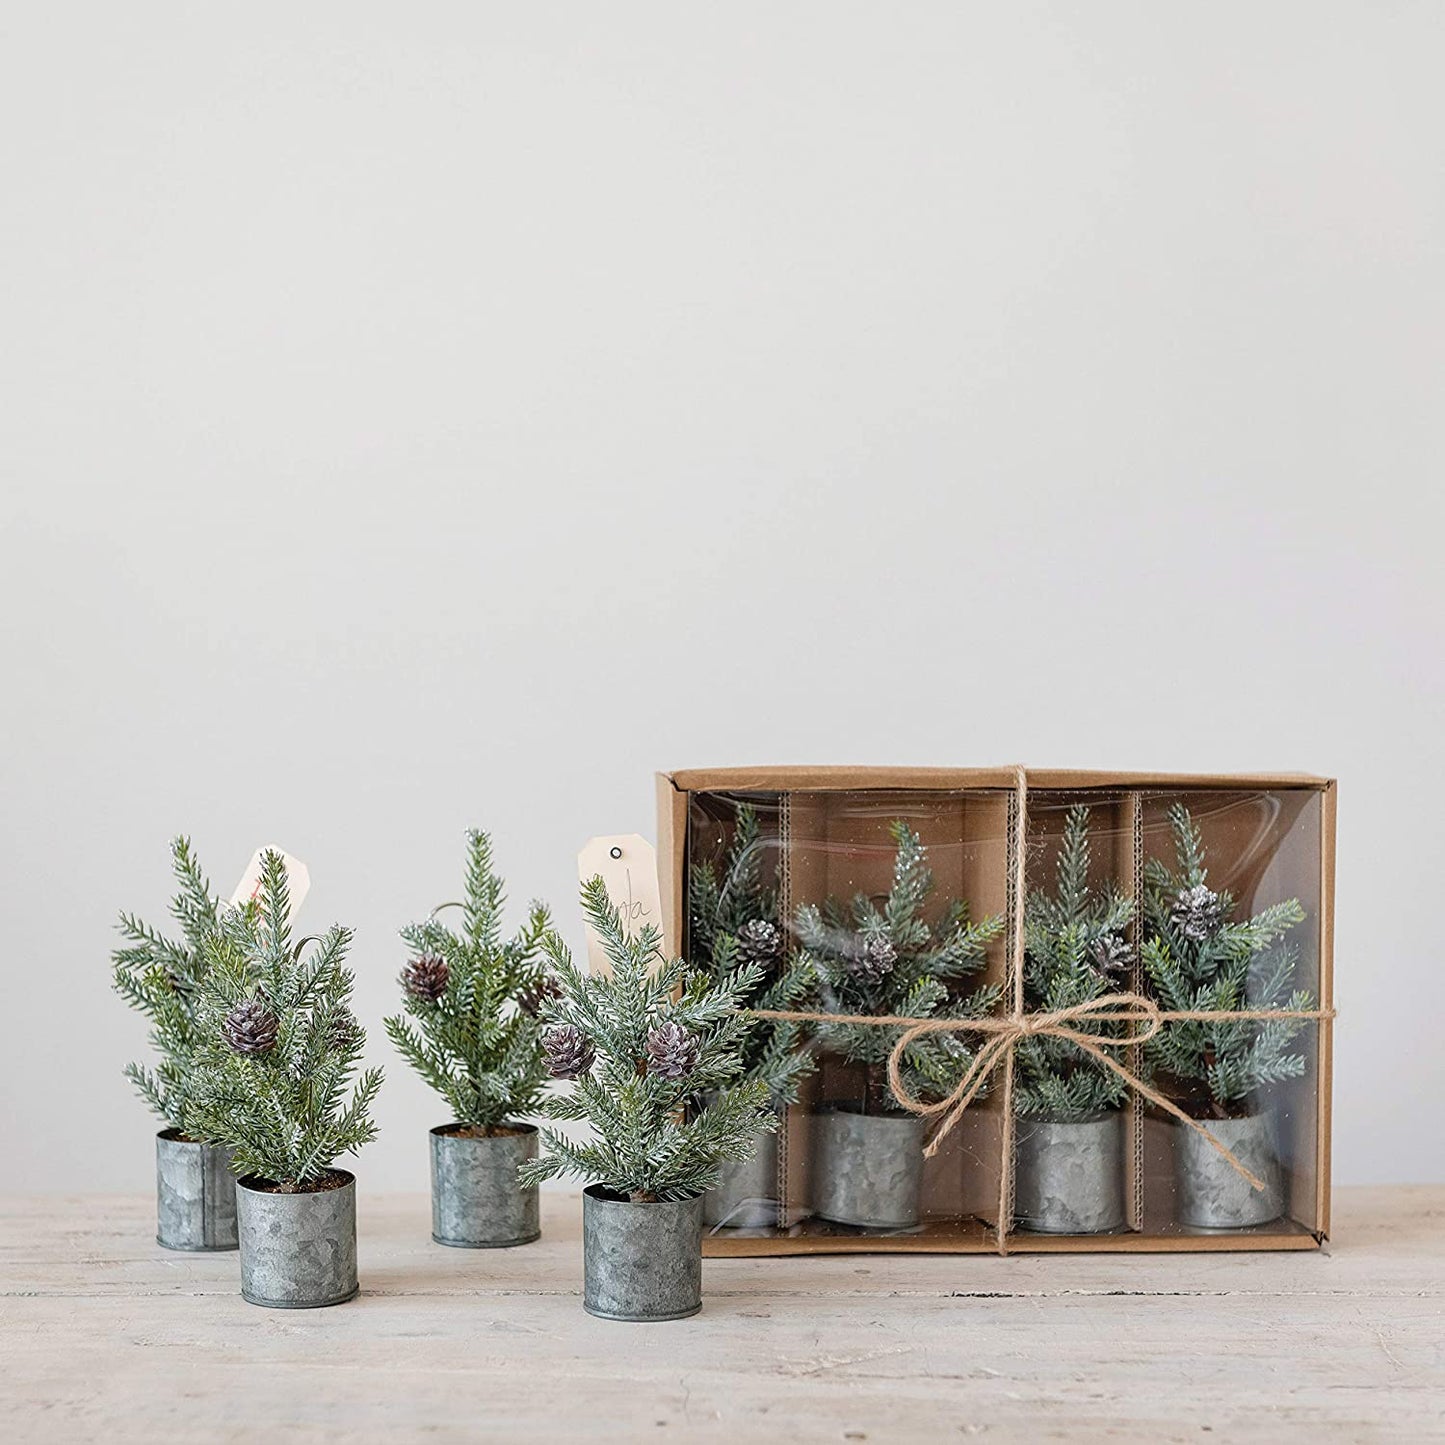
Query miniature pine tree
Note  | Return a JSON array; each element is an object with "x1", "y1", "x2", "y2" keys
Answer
[
  {"x1": 384, "y1": 829, "x2": 552, "y2": 1133},
  {"x1": 1142, "y1": 804, "x2": 1309, "y2": 1119},
  {"x1": 112, "y1": 837, "x2": 256, "y2": 1138},
  {"x1": 793, "y1": 821, "x2": 1004, "y2": 1115},
  {"x1": 518, "y1": 876, "x2": 776, "y2": 1203},
  {"x1": 687, "y1": 803, "x2": 816, "y2": 1105},
  {"x1": 190, "y1": 851, "x2": 382, "y2": 1189},
  {"x1": 1016, "y1": 805, "x2": 1136, "y2": 1120}
]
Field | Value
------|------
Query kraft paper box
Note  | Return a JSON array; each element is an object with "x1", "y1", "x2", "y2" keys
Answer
[{"x1": 657, "y1": 767, "x2": 1336, "y2": 1256}]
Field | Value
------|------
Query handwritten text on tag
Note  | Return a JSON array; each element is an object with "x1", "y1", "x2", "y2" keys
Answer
[{"x1": 577, "y1": 834, "x2": 664, "y2": 976}]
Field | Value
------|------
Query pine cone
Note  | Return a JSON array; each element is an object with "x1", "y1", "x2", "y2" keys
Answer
[
  {"x1": 736, "y1": 919, "x2": 783, "y2": 969},
  {"x1": 848, "y1": 930, "x2": 897, "y2": 983},
  {"x1": 223, "y1": 998, "x2": 278, "y2": 1055},
  {"x1": 517, "y1": 973, "x2": 562, "y2": 1018},
  {"x1": 645, "y1": 1020, "x2": 701, "y2": 1080},
  {"x1": 1171, "y1": 884, "x2": 1224, "y2": 942},
  {"x1": 542, "y1": 1023, "x2": 595, "y2": 1079},
  {"x1": 402, "y1": 955, "x2": 449, "y2": 1003},
  {"x1": 1091, "y1": 933, "x2": 1133, "y2": 973},
  {"x1": 328, "y1": 1006, "x2": 362, "y2": 1055}
]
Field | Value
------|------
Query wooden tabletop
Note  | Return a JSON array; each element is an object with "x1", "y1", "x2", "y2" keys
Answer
[{"x1": 3, "y1": 1186, "x2": 1442, "y2": 1442}]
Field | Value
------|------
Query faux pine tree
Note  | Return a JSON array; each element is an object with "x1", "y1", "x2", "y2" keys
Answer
[
  {"x1": 518, "y1": 877, "x2": 776, "y2": 1203},
  {"x1": 1017, "y1": 805, "x2": 1136, "y2": 1120},
  {"x1": 688, "y1": 803, "x2": 816, "y2": 1105},
  {"x1": 1142, "y1": 804, "x2": 1309, "y2": 1119},
  {"x1": 385, "y1": 830, "x2": 552, "y2": 1134},
  {"x1": 191, "y1": 851, "x2": 382, "y2": 1189},
  {"x1": 113, "y1": 837, "x2": 255, "y2": 1138},
  {"x1": 794, "y1": 821, "x2": 1004, "y2": 1114}
]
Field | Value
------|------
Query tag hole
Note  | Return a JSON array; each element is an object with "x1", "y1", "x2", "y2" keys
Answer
[{"x1": 609, "y1": 846, "x2": 623, "y2": 859}]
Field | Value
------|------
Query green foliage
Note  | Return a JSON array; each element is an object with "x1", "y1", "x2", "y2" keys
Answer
[
  {"x1": 191, "y1": 851, "x2": 382, "y2": 1187},
  {"x1": 1142, "y1": 804, "x2": 1309, "y2": 1117},
  {"x1": 519, "y1": 876, "x2": 776, "y2": 1203},
  {"x1": 1017, "y1": 805, "x2": 1135, "y2": 1121},
  {"x1": 112, "y1": 837, "x2": 253, "y2": 1136},
  {"x1": 687, "y1": 803, "x2": 816, "y2": 1104},
  {"x1": 384, "y1": 829, "x2": 552, "y2": 1130},
  {"x1": 794, "y1": 821, "x2": 1004, "y2": 1114}
]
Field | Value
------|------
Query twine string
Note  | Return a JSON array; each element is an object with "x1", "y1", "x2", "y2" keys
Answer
[{"x1": 1000, "y1": 765, "x2": 1028, "y2": 1247}]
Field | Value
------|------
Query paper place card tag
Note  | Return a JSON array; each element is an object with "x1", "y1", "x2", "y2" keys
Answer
[
  {"x1": 229, "y1": 846, "x2": 311, "y2": 928},
  {"x1": 577, "y1": 834, "x2": 664, "y2": 976}
]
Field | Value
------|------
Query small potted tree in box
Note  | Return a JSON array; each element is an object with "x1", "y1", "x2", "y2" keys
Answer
[
  {"x1": 192, "y1": 851, "x2": 382, "y2": 1308},
  {"x1": 519, "y1": 877, "x2": 775, "y2": 1321},
  {"x1": 385, "y1": 828, "x2": 552, "y2": 1249},
  {"x1": 794, "y1": 821, "x2": 1003, "y2": 1230},
  {"x1": 1142, "y1": 804, "x2": 1308, "y2": 1228},
  {"x1": 113, "y1": 837, "x2": 253, "y2": 1252},
  {"x1": 1016, "y1": 804, "x2": 1135, "y2": 1234},
  {"x1": 688, "y1": 803, "x2": 816, "y2": 1229}
]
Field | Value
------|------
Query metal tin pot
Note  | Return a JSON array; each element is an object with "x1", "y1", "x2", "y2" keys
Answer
[
  {"x1": 155, "y1": 1128, "x2": 238, "y2": 1251},
  {"x1": 236, "y1": 1171, "x2": 359, "y2": 1309},
  {"x1": 703, "y1": 1125, "x2": 778, "y2": 1231},
  {"x1": 430, "y1": 1122, "x2": 540, "y2": 1248},
  {"x1": 1175, "y1": 1112, "x2": 1284, "y2": 1229},
  {"x1": 582, "y1": 1185, "x2": 702, "y2": 1322},
  {"x1": 1013, "y1": 1112, "x2": 1126, "y2": 1235},
  {"x1": 812, "y1": 1108, "x2": 924, "y2": 1230}
]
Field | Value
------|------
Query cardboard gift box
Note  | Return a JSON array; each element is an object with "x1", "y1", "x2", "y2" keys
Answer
[{"x1": 658, "y1": 767, "x2": 1336, "y2": 1256}]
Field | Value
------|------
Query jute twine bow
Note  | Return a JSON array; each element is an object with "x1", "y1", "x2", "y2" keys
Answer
[{"x1": 748, "y1": 766, "x2": 1337, "y2": 1252}]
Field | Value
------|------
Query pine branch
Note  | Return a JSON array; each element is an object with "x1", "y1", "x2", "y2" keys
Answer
[
  {"x1": 530, "y1": 877, "x2": 779, "y2": 1202},
  {"x1": 190, "y1": 852, "x2": 382, "y2": 1185},
  {"x1": 113, "y1": 837, "x2": 255, "y2": 1136},
  {"x1": 1142, "y1": 806, "x2": 1309, "y2": 1114},
  {"x1": 384, "y1": 830, "x2": 551, "y2": 1130},
  {"x1": 123, "y1": 1062, "x2": 173, "y2": 1123},
  {"x1": 799, "y1": 822, "x2": 1002, "y2": 1111},
  {"x1": 1015, "y1": 807, "x2": 1135, "y2": 1121}
]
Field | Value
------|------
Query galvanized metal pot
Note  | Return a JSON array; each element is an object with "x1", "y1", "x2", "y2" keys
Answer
[
  {"x1": 155, "y1": 1129, "x2": 238, "y2": 1251},
  {"x1": 582, "y1": 1185, "x2": 702, "y2": 1322},
  {"x1": 236, "y1": 1171, "x2": 359, "y2": 1309},
  {"x1": 430, "y1": 1122, "x2": 540, "y2": 1248},
  {"x1": 1175, "y1": 1112, "x2": 1283, "y2": 1229},
  {"x1": 702, "y1": 1125, "x2": 778, "y2": 1231},
  {"x1": 812, "y1": 1108, "x2": 924, "y2": 1229},
  {"x1": 1013, "y1": 1112, "x2": 1125, "y2": 1235}
]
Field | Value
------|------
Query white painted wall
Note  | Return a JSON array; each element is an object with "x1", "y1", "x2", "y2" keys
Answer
[{"x1": 2, "y1": 3, "x2": 1440, "y2": 1192}]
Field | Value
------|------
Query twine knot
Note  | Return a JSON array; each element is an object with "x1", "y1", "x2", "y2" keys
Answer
[{"x1": 882, "y1": 992, "x2": 1169, "y2": 1162}]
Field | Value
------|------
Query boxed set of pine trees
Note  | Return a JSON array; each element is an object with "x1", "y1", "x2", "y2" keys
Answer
[{"x1": 658, "y1": 767, "x2": 1336, "y2": 1257}]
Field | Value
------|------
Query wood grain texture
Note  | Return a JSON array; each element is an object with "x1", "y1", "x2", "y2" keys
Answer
[{"x1": 2, "y1": 1187, "x2": 1441, "y2": 1443}]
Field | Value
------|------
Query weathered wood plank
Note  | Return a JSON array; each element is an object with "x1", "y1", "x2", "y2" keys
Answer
[
  {"x1": 4, "y1": 1186, "x2": 1441, "y2": 1299},
  {"x1": 1, "y1": 1187, "x2": 1442, "y2": 1443}
]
